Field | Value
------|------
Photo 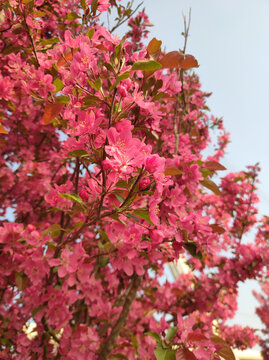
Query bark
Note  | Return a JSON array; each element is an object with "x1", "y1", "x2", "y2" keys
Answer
[{"x1": 97, "y1": 275, "x2": 142, "y2": 360}]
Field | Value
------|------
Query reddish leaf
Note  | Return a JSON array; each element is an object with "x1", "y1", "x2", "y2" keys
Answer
[
  {"x1": 176, "y1": 348, "x2": 197, "y2": 360},
  {"x1": 42, "y1": 101, "x2": 64, "y2": 125},
  {"x1": 0, "y1": 123, "x2": 8, "y2": 134},
  {"x1": 0, "y1": 139, "x2": 6, "y2": 147},
  {"x1": 200, "y1": 179, "x2": 221, "y2": 196},
  {"x1": 147, "y1": 37, "x2": 162, "y2": 55},
  {"x1": 144, "y1": 22, "x2": 154, "y2": 27},
  {"x1": 171, "y1": 288, "x2": 184, "y2": 297},
  {"x1": 162, "y1": 94, "x2": 178, "y2": 102},
  {"x1": 15, "y1": 272, "x2": 28, "y2": 291},
  {"x1": 57, "y1": 49, "x2": 77, "y2": 67},
  {"x1": 204, "y1": 161, "x2": 226, "y2": 171},
  {"x1": 211, "y1": 335, "x2": 236, "y2": 360},
  {"x1": 96, "y1": 44, "x2": 110, "y2": 51},
  {"x1": 164, "y1": 168, "x2": 183, "y2": 176},
  {"x1": 159, "y1": 51, "x2": 199, "y2": 69},
  {"x1": 190, "y1": 128, "x2": 200, "y2": 138},
  {"x1": 210, "y1": 224, "x2": 226, "y2": 234},
  {"x1": 187, "y1": 333, "x2": 208, "y2": 342}
]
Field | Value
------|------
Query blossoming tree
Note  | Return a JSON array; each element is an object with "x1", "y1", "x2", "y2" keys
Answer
[
  {"x1": 0, "y1": 0, "x2": 267, "y2": 359},
  {"x1": 253, "y1": 217, "x2": 269, "y2": 360}
]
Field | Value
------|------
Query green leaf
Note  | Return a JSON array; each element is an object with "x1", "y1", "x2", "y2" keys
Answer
[
  {"x1": 133, "y1": 209, "x2": 154, "y2": 225},
  {"x1": 153, "y1": 92, "x2": 165, "y2": 101},
  {"x1": 46, "y1": 241, "x2": 56, "y2": 250},
  {"x1": 132, "y1": 60, "x2": 162, "y2": 71},
  {"x1": 167, "y1": 327, "x2": 178, "y2": 341},
  {"x1": 99, "y1": 256, "x2": 109, "y2": 267},
  {"x1": 34, "y1": 10, "x2": 46, "y2": 17},
  {"x1": 115, "y1": 36, "x2": 126, "y2": 58},
  {"x1": 117, "y1": 71, "x2": 130, "y2": 81},
  {"x1": 74, "y1": 221, "x2": 84, "y2": 228},
  {"x1": 109, "y1": 213, "x2": 126, "y2": 225},
  {"x1": 67, "y1": 11, "x2": 80, "y2": 21},
  {"x1": 114, "y1": 193, "x2": 125, "y2": 203},
  {"x1": 200, "y1": 168, "x2": 212, "y2": 179},
  {"x1": 31, "y1": 305, "x2": 45, "y2": 317},
  {"x1": 125, "y1": 213, "x2": 140, "y2": 222},
  {"x1": 81, "y1": 95, "x2": 100, "y2": 109},
  {"x1": 104, "y1": 62, "x2": 114, "y2": 72},
  {"x1": 53, "y1": 78, "x2": 64, "y2": 93},
  {"x1": 131, "y1": 336, "x2": 139, "y2": 354},
  {"x1": 99, "y1": 230, "x2": 110, "y2": 243},
  {"x1": 145, "y1": 331, "x2": 161, "y2": 343},
  {"x1": 95, "y1": 78, "x2": 102, "y2": 91},
  {"x1": 110, "y1": 71, "x2": 130, "y2": 91},
  {"x1": 39, "y1": 37, "x2": 59, "y2": 45},
  {"x1": 3, "y1": 45, "x2": 22, "y2": 55},
  {"x1": 68, "y1": 149, "x2": 89, "y2": 157},
  {"x1": 80, "y1": 0, "x2": 86, "y2": 10},
  {"x1": 42, "y1": 224, "x2": 61, "y2": 236},
  {"x1": 56, "y1": 95, "x2": 69, "y2": 105},
  {"x1": 116, "y1": 179, "x2": 129, "y2": 189},
  {"x1": 154, "y1": 347, "x2": 176, "y2": 360},
  {"x1": 87, "y1": 28, "x2": 95, "y2": 39},
  {"x1": 91, "y1": 0, "x2": 98, "y2": 13},
  {"x1": 88, "y1": 79, "x2": 102, "y2": 92},
  {"x1": 112, "y1": 354, "x2": 129, "y2": 360},
  {"x1": 59, "y1": 193, "x2": 83, "y2": 204},
  {"x1": 183, "y1": 243, "x2": 202, "y2": 260}
]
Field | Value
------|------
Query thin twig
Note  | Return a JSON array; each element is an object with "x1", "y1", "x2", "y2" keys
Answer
[
  {"x1": 22, "y1": 10, "x2": 40, "y2": 67},
  {"x1": 238, "y1": 164, "x2": 259, "y2": 241},
  {"x1": 110, "y1": 2, "x2": 143, "y2": 33},
  {"x1": 74, "y1": 158, "x2": 80, "y2": 194},
  {"x1": 42, "y1": 317, "x2": 60, "y2": 344},
  {"x1": 119, "y1": 166, "x2": 144, "y2": 209},
  {"x1": 97, "y1": 163, "x2": 106, "y2": 219},
  {"x1": 109, "y1": 87, "x2": 117, "y2": 128},
  {"x1": 182, "y1": 9, "x2": 191, "y2": 54},
  {"x1": 173, "y1": 96, "x2": 180, "y2": 154},
  {"x1": 81, "y1": 160, "x2": 101, "y2": 186},
  {"x1": 0, "y1": 25, "x2": 12, "y2": 33},
  {"x1": 174, "y1": 9, "x2": 191, "y2": 154}
]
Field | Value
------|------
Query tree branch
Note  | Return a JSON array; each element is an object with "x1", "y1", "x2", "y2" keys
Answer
[{"x1": 97, "y1": 275, "x2": 142, "y2": 360}]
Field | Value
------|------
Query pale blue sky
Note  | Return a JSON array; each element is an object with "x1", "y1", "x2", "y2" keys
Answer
[{"x1": 139, "y1": 0, "x2": 269, "y2": 343}]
